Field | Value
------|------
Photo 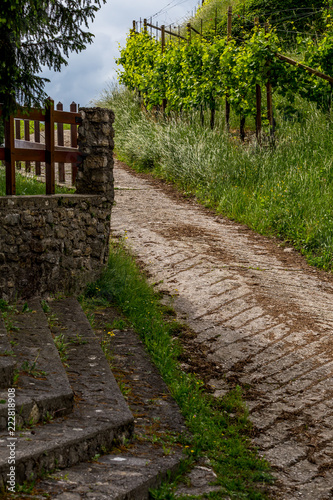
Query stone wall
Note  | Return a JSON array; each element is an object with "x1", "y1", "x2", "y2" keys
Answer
[{"x1": 0, "y1": 107, "x2": 114, "y2": 301}]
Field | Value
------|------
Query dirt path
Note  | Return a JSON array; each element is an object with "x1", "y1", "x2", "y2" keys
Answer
[{"x1": 112, "y1": 158, "x2": 333, "y2": 500}]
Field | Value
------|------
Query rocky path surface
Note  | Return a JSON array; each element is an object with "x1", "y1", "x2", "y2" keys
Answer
[{"x1": 112, "y1": 158, "x2": 333, "y2": 500}]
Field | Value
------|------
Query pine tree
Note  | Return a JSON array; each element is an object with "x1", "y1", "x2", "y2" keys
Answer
[{"x1": 0, "y1": 0, "x2": 105, "y2": 117}]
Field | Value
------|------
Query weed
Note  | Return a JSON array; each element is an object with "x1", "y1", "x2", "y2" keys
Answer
[
  {"x1": 83, "y1": 242, "x2": 273, "y2": 498},
  {"x1": 53, "y1": 334, "x2": 69, "y2": 367},
  {"x1": 22, "y1": 302, "x2": 32, "y2": 313},
  {"x1": 1, "y1": 350, "x2": 15, "y2": 356},
  {"x1": 41, "y1": 300, "x2": 50, "y2": 313},
  {"x1": 21, "y1": 356, "x2": 47, "y2": 379},
  {"x1": 68, "y1": 333, "x2": 88, "y2": 345},
  {"x1": 108, "y1": 318, "x2": 128, "y2": 330}
]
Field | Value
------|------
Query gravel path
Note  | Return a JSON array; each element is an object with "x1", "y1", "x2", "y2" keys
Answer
[{"x1": 112, "y1": 158, "x2": 333, "y2": 500}]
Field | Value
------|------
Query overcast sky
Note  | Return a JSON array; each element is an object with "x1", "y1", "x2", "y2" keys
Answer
[{"x1": 42, "y1": 0, "x2": 199, "y2": 111}]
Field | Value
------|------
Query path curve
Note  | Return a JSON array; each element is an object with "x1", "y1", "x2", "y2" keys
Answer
[{"x1": 112, "y1": 158, "x2": 333, "y2": 500}]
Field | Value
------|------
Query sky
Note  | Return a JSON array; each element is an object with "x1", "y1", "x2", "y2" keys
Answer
[{"x1": 42, "y1": 0, "x2": 200, "y2": 111}]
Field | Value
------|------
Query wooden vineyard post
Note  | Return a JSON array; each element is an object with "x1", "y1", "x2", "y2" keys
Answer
[
  {"x1": 45, "y1": 98, "x2": 55, "y2": 195},
  {"x1": 132, "y1": 20, "x2": 136, "y2": 34},
  {"x1": 34, "y1": 120, "x2": 41, "y2": 175},
  {"x1": 70, "y1": 101, "x2": 78, "y2": 185},
  {"x1": 187, "y1": 23, "x2": 191, "y2": 44},
  {"x1": 215, "y1": 8, "x2": 218, "y2": 37},
  {"x1": 57, "y1": 101, "x2": 65, "y2": 183},
  {"x1": 4, "y1": 115, "x2": 15, "y2": 195},
  {"x1": 265, "y1": 23, "x2": 274, "y2": 138},
  {"x1": 24, "y1": 119, "x2": 31, "y2": 172},
  {"x1": 225, "y1": 6, "x2": 232, "y2": 131},
  {"x1": 144, "y1": 18, "x2": 147, "y2": 33},
  {"x1": 255, "y1": 17, "x2": 262, "y2": 143},
  {"x1": 15, "y1": 119, "x2": 21, "y2": 170},
  {"x1": 161, "y1": 25, "x2": 167, "y2": 113},
  {"x1": 161, "y1": 25, "x2": 165, "y2": 52}
]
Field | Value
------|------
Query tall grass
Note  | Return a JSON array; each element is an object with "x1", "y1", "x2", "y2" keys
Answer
[
  {"x1": 97, "y1": 84, "x2": 333, "y2": 271},
  {"x1": 0, "y1": 166, "x2": 74, "y2": 196}
]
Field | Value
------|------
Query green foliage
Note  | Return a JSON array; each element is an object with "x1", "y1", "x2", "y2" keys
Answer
[
  {"x1": 84, "y1": 242, "x2": 272, "y2": 498},
  {"x1": 0, "y1": 0, "x2": 105, "y2": 118},
  {"x1": 102, "y1": 86, "x2": 333, "y2": 272},
  {"x1": 117, "y1": 24, "x2": 333, "y2": 124},
  {"x1": 196, "y1": 0, "x2": 329, "y2": 44}
]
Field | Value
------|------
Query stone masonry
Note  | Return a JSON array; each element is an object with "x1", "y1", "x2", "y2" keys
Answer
[{"x1": 0, "y1": 107, "x2": 114, "y2": 301}]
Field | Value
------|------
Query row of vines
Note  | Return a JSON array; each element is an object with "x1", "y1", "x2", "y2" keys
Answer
[{"x1": 117, "y1": 19, "x2": 333, "y2": 132}]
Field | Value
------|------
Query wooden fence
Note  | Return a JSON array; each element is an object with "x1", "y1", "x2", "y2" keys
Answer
[{"x1": 0, "y1": 98, "x2": 82, "y2": 195}]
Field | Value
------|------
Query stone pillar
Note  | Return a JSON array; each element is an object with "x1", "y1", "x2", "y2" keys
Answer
[{"x1": 75, "y1": 107, "x2": 115, "y2": 202}]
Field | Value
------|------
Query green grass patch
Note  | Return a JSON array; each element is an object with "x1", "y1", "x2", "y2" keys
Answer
[
  {"x1": 82, "y1": 241, "x2": 273, "y2": 499},
  {"x1": 0, "y1": 166, "x2": 75, "y2": 196},
  {"x1": 96, "y1": 85, "x2": 333, "y2": 271}
]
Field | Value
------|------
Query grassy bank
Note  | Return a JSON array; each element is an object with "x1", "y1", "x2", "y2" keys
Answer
[
  {"x1": 82, "y1": 240, "x2": 273, "y2": 499},
  {"x1": 97, "y1": 85, "x2": 333, "y2": 271},
  {"x1": 0, "y1": 166, "x2": 74, "y2": 195}
]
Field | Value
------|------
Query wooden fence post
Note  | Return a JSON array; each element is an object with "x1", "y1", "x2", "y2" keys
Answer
[
  {"x1": 132, "y1": 20, "x2": 136, "y2": 34},
  {"x1": 187, "y1": 23, "x2": 191, "y2": 43},
  {"x1": 15, "y1": 119, "x2": 21, "y2": 170},
  {"x1": 45, "y1": 98, "x2": 55, "y2": 195},
  {"x1": 4, "y1": 116, "x2": 15, "y2": 195},
  {"x1": 255, "y1": 17, "x2": 262, "y2": 143},
  {"x1": 34, "y1": 120, "x2": 41, "y2": 175},
  {"x1": 265, "y1": 23, "x2": 274, "y2": 138},
  {"x1": 57, "y1": 101, "x2": 65, "y2": 183},
  {"x1": 161, "y1": 25, "x2": 165, "y2": 52},
  {"x1": 24, "y1": 119, "x2": 31, "y2": 172},
  {"x1": 144, "y1": 18, "x2": 147, "y2": 33},
  {"x1": 70, "y1": 101, "x2": 78, "y2": 185},
  {"x1": 225, "y1": 6, "x2": 232, "y2": 131}
]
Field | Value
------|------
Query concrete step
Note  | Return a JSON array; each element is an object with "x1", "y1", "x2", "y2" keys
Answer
[
  {"x1": 0, "y1": 312, "x2": 15, "y2": 389},
  {"x1": 30, "y1": 303, "x2": 186, "y2": 499},
  {"x1": 0, "y1": 298, "x2": 74, "y2": 430},
  {"x1": 0, "y1": 298, "x2": 134, "y2": 488}
]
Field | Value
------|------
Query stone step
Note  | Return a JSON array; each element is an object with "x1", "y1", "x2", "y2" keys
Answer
[
  {"x1": 29, "y1": 303, "x2": 186, "y2": 499},
  {"x1": 0, "y1": 298, "x2": 134, "y2": 488},
  {"x1": 0, "y1": 298, "x2": 74, "y2": 431},
  {"x1": 0, "y1": 312, "x2": 15, "y2": 390}
]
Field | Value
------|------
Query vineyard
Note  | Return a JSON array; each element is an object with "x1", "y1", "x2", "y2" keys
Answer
[
  {"x1": 101, "y1": 2, "x2": 333, "y2": 272},
  {"x1": 117, "y1": 5, "x2": 333, "y2": 138}
]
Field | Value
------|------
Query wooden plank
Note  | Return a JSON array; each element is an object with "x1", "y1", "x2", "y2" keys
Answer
[
  {"x1": 70, "y1": 102, "x2": 78, "y2": 184},
  {"x1": 24, "y1": 120, "x2": 31, "y2": 172},
  {"x1": 225, "y1": 6, "x2": 232, "y2": 131},
  {"x1": 56, "y1": 102, "x2": 65, "y2": 183},
  {"x1": 45, "y1": 98, "x2": 55, "y2": 194},
  {"x1": 276, "y1": 53, "x2": 333, "y2": 84},
  {"x1": 15, "y1": 119, "x2": 21, "y2": 170},
  {"x1": 14, "y1": 149, "x2": 46, "y2": 162},
  {"x1": 34, "y1": 120, "x2": 41, "y2": 175},
  {"x1": 14, "y1": 108, "x2": 45, "y2": 121},
  {"x1": 4, "y1": 116, "x2": 16, "y2": 195},
  {"x1": 256, "y1": 84, "x2": 262, "y2": 142},
  {"x1": 55, "y1": 150, "x2": 82, "y2": 164},
  {"x1": 53, "y1": 109, "x2": 81, "y2": 125},
  {"x1": 0, "y1": 147, "x2": 5, "y2": 161}
]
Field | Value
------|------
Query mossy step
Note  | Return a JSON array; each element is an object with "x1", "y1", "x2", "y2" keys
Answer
[
  {"x1": 0, "y1": 298, "x2": 134, "y2": 488},
  {"x1": 0, "y1": 313, "x2": 15, "y2": 389},
  {"x1": 0, "y1": 298, "x2": 74, "y2": 431}
]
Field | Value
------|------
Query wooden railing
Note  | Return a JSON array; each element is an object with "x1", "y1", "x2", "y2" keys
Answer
[{"x1": 0, "y1": 98, "x2": 82, "y2": 195}]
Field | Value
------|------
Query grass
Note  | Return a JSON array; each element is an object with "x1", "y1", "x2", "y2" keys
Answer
[
  {"x1": 0, "y1": 165, "x2": 75, "y2": 196},
  {"x1": 96, "y1": 84, "x2": 333, "y2": 271},
  {"x1": 82, "y1": 240, "x2": 273, "y2": 499}
]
